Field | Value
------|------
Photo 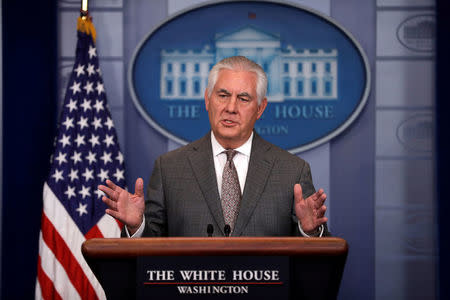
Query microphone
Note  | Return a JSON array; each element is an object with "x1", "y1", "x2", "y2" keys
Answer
[
  {"x1": 224, "y1": 224, "x2": 231, "y2": 237},
  {"x1": 207, "y1": 224, "x2": 214, "y2": 237}
]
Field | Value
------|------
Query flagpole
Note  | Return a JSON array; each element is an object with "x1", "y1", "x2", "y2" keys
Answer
[{"x1": 80, "y1": 0, "x2": 89, "y2": 19}]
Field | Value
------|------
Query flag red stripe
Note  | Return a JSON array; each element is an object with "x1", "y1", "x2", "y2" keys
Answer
[
  {"x1": 115, "y1": 218, "x2": 124, "y2": 229},
  {"x1": 37, "y1": 255, "x2": 63, "y2": 300},
  {"x1": 41, "y1": 212, "x2": 98, "y2": 300},
  {"x1": 85, "y1": 224, "x2": 103, "y2": 240}
]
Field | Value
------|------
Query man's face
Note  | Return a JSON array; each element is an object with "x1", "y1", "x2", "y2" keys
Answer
[{"x1": 205, "y1": 69, "x2": 267, "y2": 149}]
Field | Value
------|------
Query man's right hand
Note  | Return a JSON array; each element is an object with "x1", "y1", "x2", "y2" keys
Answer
[{"x1": 98, "y1": 178, "x2": 145, "y2": 235}]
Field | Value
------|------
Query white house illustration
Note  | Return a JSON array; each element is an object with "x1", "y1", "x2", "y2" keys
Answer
[{"x1": 160, "y1": 26, "x2": 338, "y2": 101}]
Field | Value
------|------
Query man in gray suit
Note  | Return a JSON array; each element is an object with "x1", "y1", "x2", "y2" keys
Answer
[{"x1": 99, "y1": 56, "x2": 329, "y2": 237}]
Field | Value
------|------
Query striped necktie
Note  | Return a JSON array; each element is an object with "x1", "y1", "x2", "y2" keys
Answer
[{"x1": 221, "y1": 149, "x2": 241, "y2": 232}]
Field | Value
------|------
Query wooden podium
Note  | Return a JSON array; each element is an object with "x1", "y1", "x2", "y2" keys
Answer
[{"x1": 82, "y1": 237, "x2": 348, "y2": 300}]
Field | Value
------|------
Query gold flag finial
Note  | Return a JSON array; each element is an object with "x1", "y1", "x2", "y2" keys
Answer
[
  {"x1": 80, "y1": 0, "x2": 89, "y2": 20},
  {"x1": 77, "y1": 16, "x2": 97, "y2": 43},
  {"x1": 77, "y1": 0, "x2": 96, "y2": 42}
]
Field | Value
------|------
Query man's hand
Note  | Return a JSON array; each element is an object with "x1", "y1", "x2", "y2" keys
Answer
[
  {"x1": 294, "y1": 183, "x2": 328, "y2": 234},
  {"x1": 98, "y1": 178, "x2": 145, "y2": 235}
]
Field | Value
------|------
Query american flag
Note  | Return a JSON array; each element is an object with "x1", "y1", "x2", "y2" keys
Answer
[{"x1": 35, "y1": 17, "x2": 125, "y2": 300}]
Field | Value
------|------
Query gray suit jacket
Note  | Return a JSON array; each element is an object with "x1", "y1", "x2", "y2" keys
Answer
[{"x1": 141, "y1": 132, "x2": 330, "y2": 237}]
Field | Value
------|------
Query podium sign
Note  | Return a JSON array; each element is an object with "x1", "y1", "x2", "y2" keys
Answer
[{"x1": 137, "y1": 256, "x2": 289, "y2": 298}]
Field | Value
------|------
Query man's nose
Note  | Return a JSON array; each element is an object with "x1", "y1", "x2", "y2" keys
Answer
[{"x1": 225, "y1": 97, "x2": 238, "y2": 113}]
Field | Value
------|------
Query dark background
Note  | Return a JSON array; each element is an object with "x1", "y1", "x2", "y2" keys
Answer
[
  {"x1": 436, "y1": 0, "x2": 449, "y2": 299},
  {"x1": 1, "y1": 0, "x2": 57, "y2": 298}
]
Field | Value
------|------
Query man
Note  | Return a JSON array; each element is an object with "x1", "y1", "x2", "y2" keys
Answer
[{"x1": 99, "y1": 56, "x2": 329, "y2": 237}]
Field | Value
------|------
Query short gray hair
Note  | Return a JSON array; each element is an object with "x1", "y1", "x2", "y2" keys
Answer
[{"x1": 206, "y1": 56, "x2": 268, "y2": 105}]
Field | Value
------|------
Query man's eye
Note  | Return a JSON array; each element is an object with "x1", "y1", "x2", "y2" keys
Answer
[
  {"x1": 218, "y1": 94, "x2": 228, "y2": 98},
  {"x1": 240, "y1": 97, "x2": 249, "y2": 102}
]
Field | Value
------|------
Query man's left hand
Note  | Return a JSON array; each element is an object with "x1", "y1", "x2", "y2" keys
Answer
[{"x1": 294, "y1": 183, "x2": 328, "y2": 234}]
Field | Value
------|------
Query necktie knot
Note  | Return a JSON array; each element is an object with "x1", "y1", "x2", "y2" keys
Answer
[{"x1": 225, "y1": 149, "x2": 237, "y2": 162}]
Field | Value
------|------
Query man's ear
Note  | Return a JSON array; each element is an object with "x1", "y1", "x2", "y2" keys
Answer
[
  {"x1": 257, "y1": 98, "x2": 268, "y2": 119},
  {"x1": 204, "y1": 89, "x2": 209, "y2": 111}
]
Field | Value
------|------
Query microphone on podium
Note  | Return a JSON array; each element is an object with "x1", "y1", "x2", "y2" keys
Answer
[
  {"x1": 224, "y1": 224, "x2": 231, "y2": 237},
  {"x1": 207, "y1": 224, "x2": 214, "y2": 237}
]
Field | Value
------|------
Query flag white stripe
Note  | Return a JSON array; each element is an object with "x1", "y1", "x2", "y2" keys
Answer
[
  {"x1": 35, "y1": 281, "x2": 42, "y2": 300},
  {"x1": 38, "y1": 231, "x2": 81, "y2": 300},
  {"x1": 96, "y1": 214, "x2": 121, "y2": 238},
  {"x1": 42, "y1": 182, "x2": 106, "y2": 300}
]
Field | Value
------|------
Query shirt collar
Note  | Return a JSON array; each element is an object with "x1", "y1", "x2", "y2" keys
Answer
[{"x1": 211, "y1": 131, "x2": 253, "y2": 158}]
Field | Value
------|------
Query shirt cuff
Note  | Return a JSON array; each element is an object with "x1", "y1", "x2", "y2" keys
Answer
[
  {"x1": 125, "y1": 215, "x2": 145, "y2": 238},
  {"x1": 298, "y1": 222, "x2": 324, "y2": 237}
]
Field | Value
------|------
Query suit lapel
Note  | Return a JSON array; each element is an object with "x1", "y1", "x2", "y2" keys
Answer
[
  {"x1": 232, "y1": 133, "x2": 274, "y2": 236},
  {"x1": 188, "y1": 133, "x2": 226, "y2": 234}
]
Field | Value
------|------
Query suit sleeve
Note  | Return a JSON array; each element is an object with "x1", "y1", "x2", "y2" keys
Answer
[
  {"x1": 142, "y1": 157, "x2": 168, "y2": 237},
  {"x1": 299, "y1": 161, "x2": 315, "y2": 199}
]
